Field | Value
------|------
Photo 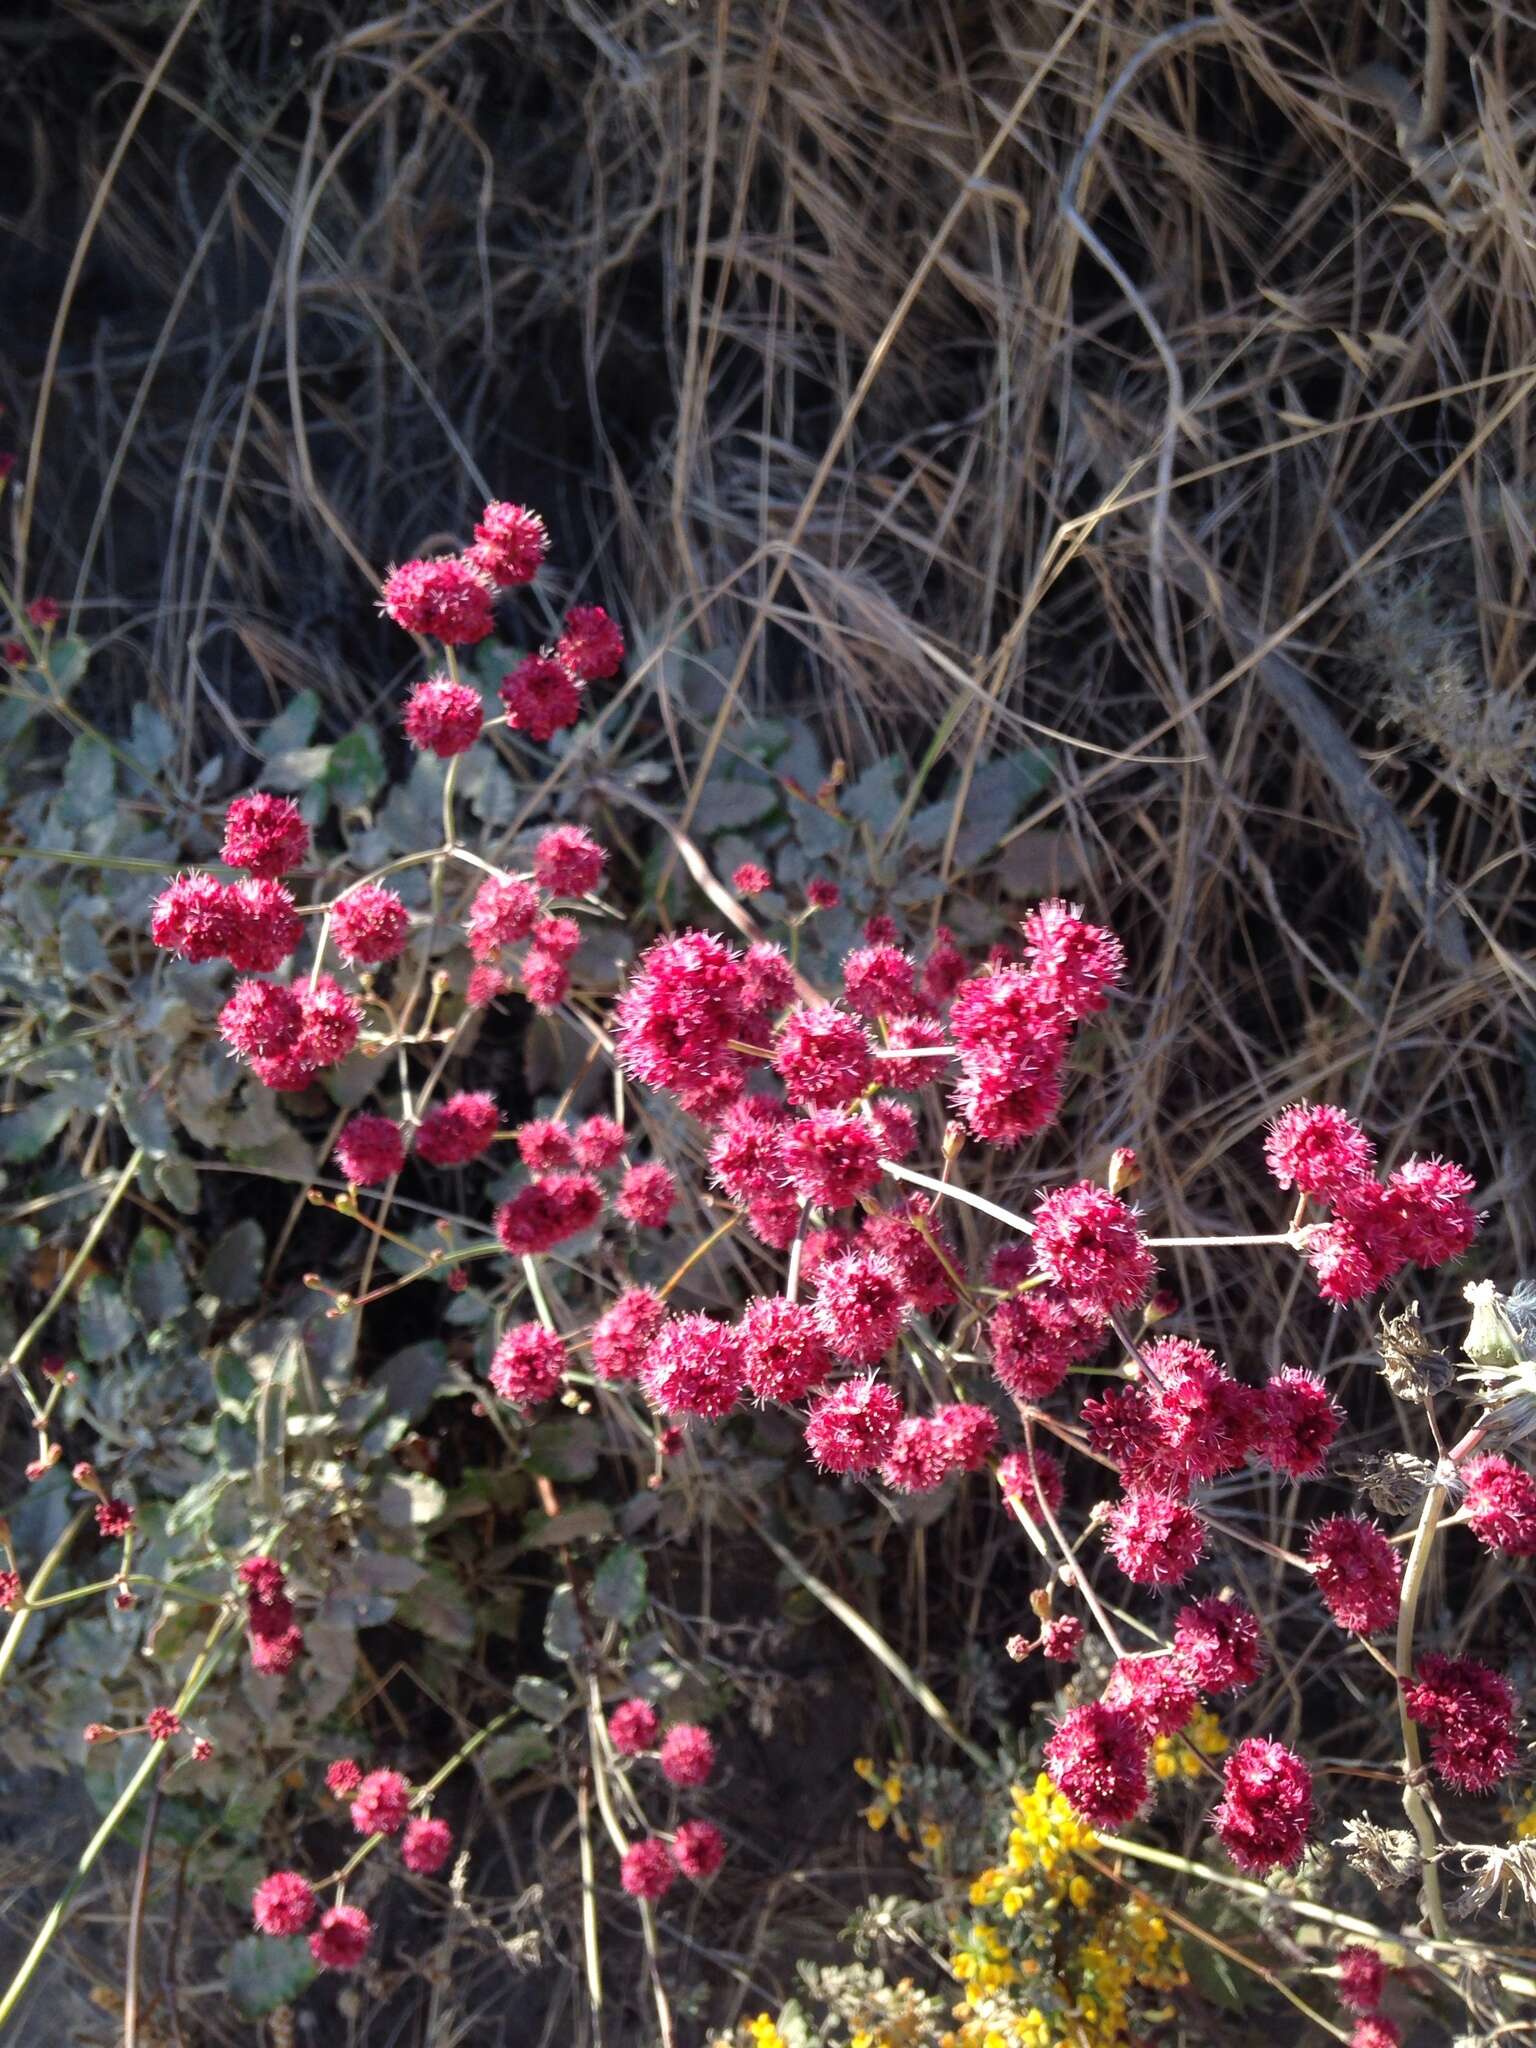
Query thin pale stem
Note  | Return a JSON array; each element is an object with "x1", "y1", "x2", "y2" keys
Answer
[{"x1": 1396, "y1": 1475, "x2": 1451, "y2": 1940}]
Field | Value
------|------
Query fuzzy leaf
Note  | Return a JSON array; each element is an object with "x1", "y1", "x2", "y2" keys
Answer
[
  {"x1": 127, "y1": 1228, "x2": 188, "y2": 1326},
  {"x1": 591, "y1": 1544, "x2": 648, "y2": 1626},
  {"x1": 226, "y1": 1936, "x2": 317, "y2": 2017},
  {"x1": 200, "y1": 1220, "x2": 265, "y2": 1306},
  {"x1": 76, "y1": 1275, "x2": 135, "y2": 1360}
]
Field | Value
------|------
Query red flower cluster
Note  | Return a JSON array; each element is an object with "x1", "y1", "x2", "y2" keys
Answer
[
  {"x1": 1104, "y1": 1488, "x2": 1204, "y2": 1587},
  {"x1": 1044, "y1": 1702, "x2": 1149, "y2": 1827},
  {"x1": 1403, "y1": 1654, "x2": 1518, "y2": 1791},
  {"x1": 1172, "y1": 1595, "x2": 1263, "y2": 1693},
  {"x1": 404, "y1": 674, "x2": 483, "y2": 756},
  {"x1": 239, "y1": 1555, "x2": 303, "y2": 1678},
  {"x1": 1211, "y1": 1737, "x2": 1312, "y2": 1872},
  {"x1": 1307, "y1": 1516, "x2": 1402, "y2": 1634},
  {"x1": 1462, "y1": 1454, "x2": 1536, "y2": 1556},
  {"x1": 608, "y1": 1699, "x2": 660, "y2": 1755},
  {"x1": 488, "y1": 1324, "x2": 567, "y2": 1409}
]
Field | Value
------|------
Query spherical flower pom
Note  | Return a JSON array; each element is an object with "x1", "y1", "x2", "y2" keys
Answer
[
  {"x1": 326, "y1": 1759, "x2": 364, "y2": 1797},
  {"x1": 732, "y1": 862, "x2": 772, "y2": 897},
  {"x1": 935, "y1": 1402, "x2": 999, "y2": 1471},
  {"x1": 517, "y1": 1118, "x2": 574, "y2": 1170},
  {"x1": 403, "y1": 673, "x2": 483, "y2": 756},
  {"x1": 1337, "y1": 1945, "x2": 1386, "y2": 2016},
  {"x1": 0, "y1": 1572, "x2": 20, "y2": 1612},
  {"x1": 494, "y1": 1172, "x2": 603, "y2": 1254},
  {"x1": 1350, "y1": 2022, "x2": 1401, "y2": 2048},
  {"x1": 739, "y1": 942, "x2": 796, "y2": 1024},
  {"x1": 415, "y1": 1091, "x2": 499, "y2": 1167},
  {"x1": 859, "y1": 1203, "x2": 959, "y2": 1314},
  {"x1": 708, "y1": 1096, "x2": 790, "y2": 1204},
  {"x1": 591, "y1": 1288, "x2": 666, "y2": 1382},
  {"x1": 26, "y1": 596, "x2": 62, "y2": 628},
  {"x1": 488, "y1": 1324, "x2": 566, "y2": 1409},
  {"x1": 247, "y1": 1047, "x2": 320, "y2": 1093},
  {"x1": 1040, "y1": 1615, "x2": 1084, "y2": 1662},
  {"x1": 987, "y1": 1242, "x2": 1035, "y2": 1290},
  {"x1": 987, "y1": 1289, "x2": 1105, "y2": 1401},
  {"x1": 533, "y1": 824, "x2": 607, "y2": 897},
  {"x1": 1104, "y1": 1489, "x2": 1204, "y2": 1587},
  {"x1": 466, "y1": 874, "x2": 541, "y2": 958},
  {"x1": 877, "y1": 1013, "x2": 950, "y2": 1091},
  {"x1": 1044, "y1": 1702, "x2": 1149, "y2": 1828},
  {"x1": 1173, "y1": 1595, "x2": 1264, "y2": 1694},
  {"x1": 329, "y1": 1119, "x2": 398, "y2": 1195},
  {"x1": 615, "y1": 931, "x2": 753, "y2": 1106},
  {"x1": 739, "y1": 1297, "x2": 832, "y2": 1402},
  {"x1": 780, "y1": 1111, "x2": 881, "y2": 1208},
  {"x1": 1105, "y1": 1337, "x2": 1261, "y2": 1491},
  {"x1": 640, "y1": 1313, "x2": 745, "y2": 1419},
  {"x1": 350, "y1": 1768, "x2": 411, "y2": 1836},
  {"x1": 248, "y1": 1623, "x2": 305, "y2": 1675},
  {"x1": 948, "y1": 965, "x2": 1069, "y2": 1070},
  {"x1": 1019, "y1": 899, "x2": 1126, "y2": 1017},
  {"x1": 220, "y1": 979, "x2": 305, "y2": 1061},
  {"x1": 1262, "y1": 1101, "x2": 1376, "y2": 1197},
  {"x1": 951, "y1": 1052, "x2": 1064, "y2": 1146},
  {"x1": 330, "y1": 883, "x2": 410, "y2": 966},
  {"x1": 1402, "y1": 1654, "x2": 1518, "y2": 1791},
  {"x1": 1260, "y1": 1366, "x2": 1342, "y2": 1478},
  {"x1": 151, "y1": 872, "x2": 238, "y2": 961},
  {"x1": 518, "y1": 947, "x2": 567, "y2": 1008},
  {"x1": 557, "y1": 603, "x2": 625, "y2": 680},
  {"x1": 617, "y1": 1162, "x2": 676, "y2": 1229},
  {"x1": 572, "y1": 1115, "x2": 626, "y2": 1169},
  {"x1": 147, "y1": 1708, "x2": 182, "y2": 1743},
  {"x1": 221, "y1": 792, "x2": 310, "y2": 879},
  {"x1": 466, "y1": 500, "x2": 548, "y2": 587},
  {"x1": 803, "y1": 1375, "x2": 903, "y2": 1474},
  {"x1": 619, "y1": 1837, "x2": 677, "y2": 1901},
  {"x1": 309, "y1": 1903, "x2": 373, "y2": 1971},
  {"x1": 401, "y1": 1816, "x2": 454, "y2": 1874},
  {"x1": 1303, "y1": 1215, "x2": 1394, "y2": 1307},
  {"x1": 880, "y1": 1417, "x2": 953, "y2": 1494},
  {"x1": 743, "y1": 1194, "x2": 799, "y2": 1250},
  {"x1": 841, "y1": 943, "x2": 918, "y2": 1018},
  {"x1": 672, "y1": 1818, "x2": 726, "y2": 1880},
  {"x1": 1463, "y1": 1454, "x2": 1536, "y2": 1556},
  {"x1": 806, "y1": 877, "x2": 841, "y2": 909},
  {"x1": 1385, "y1": 1155, "x2": 1480, "y2": 1267},
  {"x1": 772, "y1": 1004, "x2": 877, "y2": 1110},
  {"x1": 533, "y1": 912, "x2": 581, "y2": 960},
  {"x1": 1102, "y1": 1654, "x2": 1200, "y2": 1737},
  {"x1": 380, "y1": 556, "x2": 494, "y2": 643},
  {"x1": 920, "y1": 926, "x2": 968, "y2": 1005},
  {"x1": 608, "y1": 1699, "x2": 661, "y2": 1755},
  {"x1": 998, "y1": 1447, "x2": 1064, "y2": 1525},
  {"x1": 466, "y1": 964, "x2": 510, "y2": 1008},
  {"x1": 95, "y1": 1497, "x2": 135, "y2": 1538},
  {"x1": 1307, "y1": 1517, "x2": 1402, "y2": 1634},
  {"x1": 252, "y1": 1871, "x2": 317, "y2": 1936},
  {"x1": 659, "y1": 1723, "x2": 716, "y2": 1788},
  {"x1": 1211, "y1": 1737, "x2": 1312, "y2": 1873},
  {"x1": 1032, "y1": 1181, "x2": 1155, "y2": 1315},
  {"x1": 814, "y1": 1250, "x2": 909, "y2": 1365},
  {"x1": 499, "y1": 651, "x2": 583, "y2": 741},
  {"x1": 239, "y1": 1554, "x2": 290, "y2": 1610},
  {"x1": 219, "y1": 877, "x2": 303, "y2": 972}
]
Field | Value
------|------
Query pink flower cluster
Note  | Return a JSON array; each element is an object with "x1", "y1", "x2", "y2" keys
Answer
[
  {"x1": 239, "y1": 1555, "x2": 304, "y2": 1679},
  {"x1": 604, "y1": 1700, "x2": 727, "y2": 1897}
]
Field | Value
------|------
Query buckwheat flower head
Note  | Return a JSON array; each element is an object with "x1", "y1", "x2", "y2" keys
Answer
[
  {"x1": 948, "y1": 965, "x2": 1067, "y2": 1067},
  {"x1": 659, "y1": 1723, "x2": 715, "y2": 1787},
  {"x1": 533, "y1": 824, "x2": 606, "y2": 897},
  {"x1": 520, "y1": 947, "x2": 571, "y2": 1007},
  {"x1": 326, "y1": 1759, "x2": 364, "y2": 1797},
  {"x1": 556, "y1": 603, "x2": 625, "y2": 680},
  {"x1": 517, "y1": 1118, "x2": 574, "y2": 1170},
  {"x1": 772, "y1": 1004, "x2": 877, "y2": 1110},
  {"x1": 150, "y1": 872, "x2": 238, "y2": 961},
  {"x1": 1019, "y1": 900, "x2": 1125, "y2": 1018},
  {"x1": 608, "y1": 1699, "x2": 660, "y2": 1755},
  {"x1": 951, "y1": 1050, "x2": 1065, "y2": 1147},
  {"x1": 780, "y1": 1111, "x2": 882, "y2": 1208},
  {"x1": 1263, "y1": 1101, "x2": 1375, "y2": 1197},
  {"x1": 1040, "y1": 1615, "x2": 1084, "y2": 1662},
  {"x1": 1349, "y1": 2020, "x2": 1401, "y2": 2048},
  {"x1": 859, "y1": 1202, "x2": 958, "y2": 1314},
  {"x1": 745, "y1": 1195, "x2": 802, "y2": 1250},
  {"x1": 252, "y1": 1871, "x2": 317, "y2": 1936},
  {"x1": 465, "y1": 963, "x2": 509, "y2": 1008},
  {"x1": 803, "y1": 1375, "x2": 903, "y2": 1474},
  {"x1": 590, "y1": 1288, "x2": 666, "y2": 1382},
  {"x1": 499, "y1": 651, "x2": 583, "y2": 741},
  {"x1": 806, "y1": 877, "x2": 840, "y2": 909},
  {"x1": 1307, "y1": 1516, "x2": 1402, "y2": 1633},
  {"x1": 466, "y1": 500, "x2": 547, "y2": 586},
  {"x1": 1260, "y1": 1365, "x2": 1342, "y2": 1478},
  {"x1": 1102, "y1": 1654, "x2": 1200, "y2": 1737},
  {"x1": 1211, "y1": 1737, "x2": 1312, "y2": 1872},
  {"x1": 220, "y1": 979, "x2": 305, "y2": 1061},
  {"x1": 494, "y1": 1172, "x2": 602, "y2": 1254},
  {"x1": 26, "y1": 596, "x2": 61, "y2": 628},
  {"x1": 1337, "y1": 1944, "x2": 1386, "y2": 2016},
  {"x1": 248, "y1": 1624, "x2": 304, "y2": 1676},
  {"x1": 331, "y1": 883, "x2": 410, "y2": 966},
  {"x1": 0, "y1": 1572, "x2": 20, "y2": 1612},
  {"x1": 1385, "y1": 1155, "x2": 1480, "y2": 1266},
  {"x1": 1033, "y1": 1182, "x2": 1155, "y2": 1314},
  {"x1": 880, "y1": 1416, "x2": 952, "y2": 1494},
  {"x1": 616, "y1": 1161, "x2": 675, "y2": 1228},
  {"x1": 876, "y1": 1013, "x2": 949, "y2": 1091},
  {"x1": 1173, "y1": 1594, "x2": 1264, "y2": 1694},
  {"x1": 616, "y1": 931, "x2": 753, "y2": 1107},
  {"x1": 1044, "y1": 1702, "x2": 1149, "y2": 1827},
  {"x1": 998, "y1": 1446, "x2": 1064, "y2": 1525},
  {"x1": 619, "y1": 1838, "x2": 676, "y2": 1900},
  {"x1": 934, "y1": 1402, "x2": 998, "y2": 1471},
  {"x1": 841, "y1": 943, "x2": 917, "y2": 1019},
  {"x1": 1305, "y1": 1214, "x2": 1396, "y2": 1307},
  {"x1": 708, "y1": 1095, "x2": 790, "y2": 1204},
  {"x1": 466, "y1": 874, "x2": 541, "y2": 958},
  {"x1": 673, "y1": 1818, "x2": 726, "y2": 1879},
  {"x1": 350, "y1": 1768, "x2": 411, "y2": 1836},
  {"x1": 640, "y1": 1313, "x2": 745, "y2": 1419},
  {"x1": 380, "y1": 557, "x2": 494, "y2": 643},
  {"x1": 739, "y1": 1297, "x2": 832, "y2": 1403},
  {"x1": 732, "y1": 862, "x2": 772, "y2": 897},
  {"x1": 146, "y1": 1707, "x2": 181, "y2": 1742},
  {"x1": 401, "y1": 1816, "x2": 454, "y2": 1874},
  {"x1": 740, "y1": 942, "x2": 796, "y2": 1023},
  {"x1": 488, "y1": 1324, "x2": 566, "y2": 1409},
  {"x1": 988, "y1": 1288, "x2": 1105, "y2": 1401},
  {"x1": 403, "y1": 674, "x2": 483, "y2": 756},
  {"x1": 222, "y1": 793, "x2": 310, "y2": 879},
  {"x1": 814, "y1": 1250, "x2": 909, "y2": 1365},
  {"x1": 1462, "y1": 1454, "x2": 1536, "y2": 1556},
  {"x1": 292, "y1": 973, "x2": 359, "y2": 1067},
  {"x1": 309, "y1": 1903, "x2": 372, "y2": 1970},
  {"x1": 573, "y1": 1115, "x2": 626, "y2": 1169},
  {"x1": 415, "y1": 1091, "x2": 499, "y2": 1167},
  {"x1": 1097, "y1": 1337, "x2": 1259, "y2": 1491},
  {"x1": 1402, "y1": 1654, "x2": 1518, "y2": 1792},
  {"x1": 1104, "y1": 1489, "x2": 1204, "y2": 1586},
  {"x1": 94, "y1": 1496, "x2": 135, "y2": 1538}
]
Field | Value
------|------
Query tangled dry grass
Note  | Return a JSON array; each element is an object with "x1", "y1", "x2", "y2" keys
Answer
[{"x1": 5, "y1": 0, "x2": 1536, "y2": 2040}]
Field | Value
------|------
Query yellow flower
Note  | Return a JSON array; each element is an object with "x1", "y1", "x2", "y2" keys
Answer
[
  {"x1": 1068, "y1": 1874, "x2": 1092, "y2": 1909},
  {"x1": 864, "y1": 1802, "x2": 889, "y2": 1831},
  {"x1": 853, "y1": 1757, "x2": 878, "y2": 1783},
  {"x1": 884, "y1": 1773, "x2": 904, "y2": 1805},
  {"x1": 920, "y1": 1820, "x2": 945, "y2": 1851}
]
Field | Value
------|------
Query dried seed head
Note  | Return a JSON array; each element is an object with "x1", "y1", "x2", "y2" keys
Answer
[
  {"x1": 1347, "y1": 1449, "x2": 1438, "y2": 1517},
  {"x1": 1334, "y1": 1815, "x2": 1422, "y2": 1894},
  {"x1": 1375, "y1": 1303, "x2": 1452, "y2": 1402}
]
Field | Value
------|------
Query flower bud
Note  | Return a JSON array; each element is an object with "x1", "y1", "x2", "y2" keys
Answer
[
  {"x1": 1463, "y1": 1281, "x2": 1523, "y2": 1372},
  {"x1": 1107, "y1": 1146, "x2": 1140, "y2": 1196}
]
